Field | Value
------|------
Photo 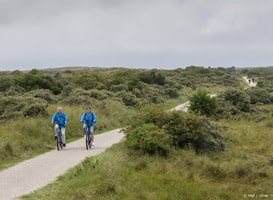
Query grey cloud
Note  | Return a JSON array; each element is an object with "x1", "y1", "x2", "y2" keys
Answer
[{"x1": 1, "y1": 0, "x2": 273, "y2": 70}]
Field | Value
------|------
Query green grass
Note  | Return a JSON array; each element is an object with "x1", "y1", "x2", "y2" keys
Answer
[
  {"x1": 21, "y1": 109, "x2": 273, "y2": 199},
  {"x1": 0, "y1": 117, "x2": 53, "y2": 169}
]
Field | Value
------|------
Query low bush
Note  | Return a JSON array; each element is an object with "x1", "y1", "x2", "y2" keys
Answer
[
  {"x1": 189, "y1": 90, "x2": 217, "y2": 117},
  {"x1": 110, "y1": 84, "x2": 128, "y2": 92},
  {"x1": 23, "y1": 103, "x2": 48, "y2": 117},
  {"x1": 89, "y1": 89, "x2": 110, "y2": 100},
  {"x1": 0, "y1": 96, "x2": 48, "y2": 120},
  {"x1": 163, "y1": 111, "x2": 225, "y2": 154},
  {"x1": 245, "y1": 88, "x2": 272, "y2": 104},
  {"x1": 121, "y1": 93, "x2": 138, "y2": 106},
  {"x1": 126, "y1": 123, "x2": 172, "y2": 157},
  {"x1": 27, "y1": 89, "x2": 57, "y2": 103},
  {"x1": 0, "y1": 76, "x2": 15, "y2": 92},
  {"x1": 125, "y1": 105, "x2": 225, "y2": 155},
  {"x1": 164, "y1": 88, "x2": 179, "y2": 98},
  {"x1": 223, "y1": 89, "x2": 250, "y2": 112}
]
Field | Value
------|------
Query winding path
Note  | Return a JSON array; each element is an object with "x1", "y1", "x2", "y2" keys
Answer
[
  {"x1": 0, "y1": 100, "x2": 194, "y2": 200},
  {"x1": 0, "y1": 129, "x2": 123, "y2": 200}
]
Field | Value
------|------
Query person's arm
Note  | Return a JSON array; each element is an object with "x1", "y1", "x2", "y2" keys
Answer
[
  {"x1": 92, "y1": 113, "x2": 96, "y2": 123},
  {"x1": 51, "y1": 113, "x2": 56, "y2": 124},
  {"x1": 64, "y1": 113, "x2": 68, "y2": 124},
  {"x1": 80, "y1": 113, "x2": 85, "y2": 123}
]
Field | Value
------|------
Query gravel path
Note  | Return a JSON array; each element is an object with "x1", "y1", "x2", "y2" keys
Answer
[{"x1": 0, "y1": 129, "x2": 124, "y2": 200}]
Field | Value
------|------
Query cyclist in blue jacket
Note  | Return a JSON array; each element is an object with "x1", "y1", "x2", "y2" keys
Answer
[
  {"x1": 51, "y1": 106, "x2": 69, "y2": 147},
  {"x1": 80, "y1": 107, "x2": 96, "y2": 146}
]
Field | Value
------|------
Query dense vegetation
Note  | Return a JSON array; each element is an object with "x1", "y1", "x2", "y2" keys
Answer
[{"x1": 2, "y1": 66, "x2": 273, "y2": 199}]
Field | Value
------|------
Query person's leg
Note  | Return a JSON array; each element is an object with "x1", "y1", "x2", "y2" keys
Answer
[
  {"x1": 90, "y1": 126, "x2": 94, "y2": 145},
  {"x1": 83, "y1": 124, "x2": 87, "y2": 135},
  {"x1": 61, "y1": 128, "x2": 66, "y2": 146},
  {"x1": 54, "y1": 124, "x2": 59, "y2": 139}
]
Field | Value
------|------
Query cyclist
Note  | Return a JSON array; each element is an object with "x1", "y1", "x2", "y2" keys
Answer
[
  {"x1": 80, "y1": 107, "x2": 96, "y2": 146},
  {"x1": 51, "y1": 106, "x2": 69, "y2": 147}
]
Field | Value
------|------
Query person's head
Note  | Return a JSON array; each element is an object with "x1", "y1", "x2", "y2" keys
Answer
[
  {"x1": 86, "y1": 107, "x2": 91, "y2": 113},
  {"x1": 57, "y1": 106, "x2": 63, "y2": 113}
]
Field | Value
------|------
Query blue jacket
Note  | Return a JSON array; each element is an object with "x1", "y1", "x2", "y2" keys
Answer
[
  {"x1": 51, "y1": 112, "x2": 68, "y2": 128},
  {"x1": 81, "y1": 112, "x2": 96, "y2": 127}
]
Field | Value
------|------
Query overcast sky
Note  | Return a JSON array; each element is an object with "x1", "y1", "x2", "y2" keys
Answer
[{"x1": 0, "y1": 0, "x2": 273, "y2": 71}]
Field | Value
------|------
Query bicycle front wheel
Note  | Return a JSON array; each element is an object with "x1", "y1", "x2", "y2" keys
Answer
[
  {"x1": 57, "y1": 136, "x2": 63, "y2": 151},
  {"x1": 86, "y1": 136, "x2": 89, "y2": 150}
]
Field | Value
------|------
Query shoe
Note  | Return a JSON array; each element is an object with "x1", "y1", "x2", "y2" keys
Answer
[
  {"x1": 63, "y1": 143, "x2": 66, "y2": 147},
  {"x1": 54, "y1": 136, "x2": 57, "y2": 140},
  {"x1": 91, "y1": 142, "x2": 94, "y2": 146}
]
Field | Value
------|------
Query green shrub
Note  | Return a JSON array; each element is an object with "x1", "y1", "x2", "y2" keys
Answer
[
  {"x1": 126, "y1": 123, "x2": 172, "y2": 156},
  {"x1": 125, "y1": 105, "x2": 225, "y2": 155},
  {"x1": 122, "y1": 93, "x2": 138, "y2": 106},
  {"x1": 23, "y1": 103, "x2": 48, "y2": 117},
  {"x1": 0, "y1": 95, "x2": 48, "y2": 120},
  {"x1": 128, "y1": 78, "x2": 144, "y2": 91},
  {"x1": 189, "y1": 90, "x2": 217, "y2": 117},
  {"x1": 14, "y1": 69, "x2": 63, "y2": 94},
  {"x1": 0, "y1": 76, "x2": 15, "y2": 92},
  {"x1": 89, "y1": 89, "x2": 110, "y2": 100},
  {"x1": 223, "y1": 89, "x2": 250, "y2": 112},
  {"x1": 163, "y1": 111, "x2": 225, "y2": 154},
  {"x1": 245, "y1": 88, "x2": 272, "y2": 104},
  {"x1": 62, "y1": 88, "x2": 95, "y2": 105},
  {"x1": 61, "y1": 85, "x2": 73, "y2": 97},
  {"x1": 131, "y1": 88, "x2": 142, "y2": 98},
  {"x1": 139, "y1": 70, "x2": 166, "y2": 85},
  {"x1": 142, "y1": 86, "x2": 164, "y2": 104},
  {"x1": 63, "y1": 96, "x2": 94, "y2": 106},
  {"x1": 27, "y1": 89, "x2": 57, "y2": 103},
  {"x1": 164, "y1": 88, "x2": 179, "y2": 98},
  {"x1": 110, "y1": 84, "x2": 128, "y2": 92}
]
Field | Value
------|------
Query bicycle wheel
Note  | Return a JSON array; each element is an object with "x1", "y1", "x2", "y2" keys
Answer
[
  {"x1": 57, "y1": 137, "x2": 61, "y2": 151},
  {"x1": 57, "y1": 130, "x2": 63, "y2": 151},
  {"x1": 60, "y1": 141, "x2": 63, "y2": 150},
  {"x1": 88, "y1": 137, "x2": 91, "y2": 149},
  {"x1": 85, "y1": 132, "x2": 89, "y2": 150}
]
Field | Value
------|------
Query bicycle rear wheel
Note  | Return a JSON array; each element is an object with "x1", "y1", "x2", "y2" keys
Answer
[
  {"x1": 57, "y1": 134, "x2": 63, "y2": 151},
  {"x1": 57, "y1": 138, "x2": 61, "y2": 151},
  {"x1": 86, "y1": 133, "x2": 91, "y2": 150},
  {"x1": 86, "y1": 137, "x2": 89, "y2": 150}
]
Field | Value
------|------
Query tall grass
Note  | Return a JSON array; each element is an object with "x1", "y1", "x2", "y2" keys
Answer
[{"x1": 0, "y1": 117, "x2": 53, "y2": 169}]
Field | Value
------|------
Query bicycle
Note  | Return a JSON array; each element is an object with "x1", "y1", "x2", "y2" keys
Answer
[
  {"x1": 54, "y1": 122, "x2": 63, "y2": 151},
  {"x1": 85, "y1": 125, "x2": 92, "y2": 150}
]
